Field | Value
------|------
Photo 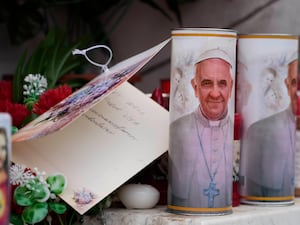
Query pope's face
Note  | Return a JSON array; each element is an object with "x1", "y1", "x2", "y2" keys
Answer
[
  {"x1": 192, "y1": 58, "x2": 233, "y2": 120},
  {"x1": 285, "y1": 60, "x2": 298, "y2": 115}
]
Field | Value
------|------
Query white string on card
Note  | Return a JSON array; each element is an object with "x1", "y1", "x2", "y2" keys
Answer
[{"x1": 72, "y1": 45, "x2": 113, "y2": 73}]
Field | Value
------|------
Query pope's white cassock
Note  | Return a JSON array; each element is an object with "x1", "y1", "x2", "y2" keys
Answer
[
  {"x1": 169, "y1": 107, "x2": 233, "y2": 208},
  {"x1": 239, "y1": 106, "x2": 295, "y2": 198}
]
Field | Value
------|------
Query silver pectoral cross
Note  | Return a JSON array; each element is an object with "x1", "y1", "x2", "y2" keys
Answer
[{"x1": 203, "y1": 182, "x2": 220, "y2": 207}]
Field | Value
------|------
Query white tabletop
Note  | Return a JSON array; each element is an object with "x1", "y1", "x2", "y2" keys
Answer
[{"x1": 104, "y1": 198, "x2": 300, "y2": 225}]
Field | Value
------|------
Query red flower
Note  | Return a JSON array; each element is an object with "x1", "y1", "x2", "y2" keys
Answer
[
  {"x1": 0, "y1": 80, "x2": 12, "y2": 101},
  {"x1": 0, "y1": 100, "x2": 30, "y2": 127},
  {"x1": 33, "y1": 84, "x2": 72, "y2": 115}
]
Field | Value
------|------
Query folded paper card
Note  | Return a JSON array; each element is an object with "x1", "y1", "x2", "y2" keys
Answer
[{"x1": 12, "y1": 39, "x2": 170, "y2": 214}]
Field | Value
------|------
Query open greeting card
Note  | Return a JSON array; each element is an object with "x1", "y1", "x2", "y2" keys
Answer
[{"x1": 12, "y1": 39, "x2": 170, "y2": 214}]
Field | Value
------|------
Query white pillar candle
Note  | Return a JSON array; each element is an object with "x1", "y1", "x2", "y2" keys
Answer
[{"x1": 118, "y1": 184, "x2": 160, "y2": 209}]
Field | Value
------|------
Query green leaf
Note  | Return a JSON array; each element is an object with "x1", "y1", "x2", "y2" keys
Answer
[
  {"x1": 14, "y1": 186, "x2": 34, "y2": 206},
  {"x1": 55, "y1": 41, "x2": 82, "y2": 79},
  {"x1": 36, "y1": 47, "x2": 49, "y2": 72},
  {"x1": 59, "y1": 60, "x2": 83, "y2": 77},
  {"x1": 11, "y1": 126, "x2": 19, "y2": 134},
  {"x1": 46, "y1": 174, "x2": 66, "y2": 194},
  {"x1": 24, "y1": 96, "x2": 39, "y2": 111},
  {"x1": 24, "y1": 46, "x2": 44, "y2": 75},
  {"x1": 49, "y1": 202, "x2": 67, "y2": 214},
  {"x1": 32, "y1": 182, "x2": 50, "y2": 202},
  {"x1": 41, "y1": 28, "x2": 58, "y2": 48},
  {"x1": 10, "y1": 213, "x2": 24, "y2": 225},
  {"x1": 13, "y1": 50, "x2": 28, "y2": 103},
  {"x1": 22, "y1": 202, "x2": 48, "y2": 224},
  {"x1": 102, "y1": 195, "x2": 112, "y2": 209},
  {"x1": 46, "y1": 40, "x2": 60, "y2": 88},
  {"x1": 14, "y1": 182, "x2": 51, "y2": 206},
  {"x1": 12, "y1": 27, "x2": 89, "y2": 96}
]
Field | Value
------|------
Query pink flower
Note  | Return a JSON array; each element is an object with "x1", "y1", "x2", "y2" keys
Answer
[{"x1": 33, "y1": 84, "x2": 72, "y2": 115}]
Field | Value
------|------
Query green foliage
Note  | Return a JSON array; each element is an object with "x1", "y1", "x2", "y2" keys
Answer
[
  {"x1": 14, "y1": 186, "x2": 35, "y2": 206},
  {"x1": 46, "y1": 174, "x2": 67, "y2": 195},
  {"x1": 22, "y1": 202, "x2": 48, "y2": 224},
  {"x1": 5, "y1": 0, "x2": 195, "y2": 103},
  {"x1": 12, "y1": 173, "x2": 67, "y2": 224},
  {"x1": 12, "y1": 28, "x2": 89, "y2": 103},
  {"x1": 10, "y1": 214, "x2": 23, "y2": 225},
  {"x1": 48, "y1": 202, "x2": 68, "y2": 214}
]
